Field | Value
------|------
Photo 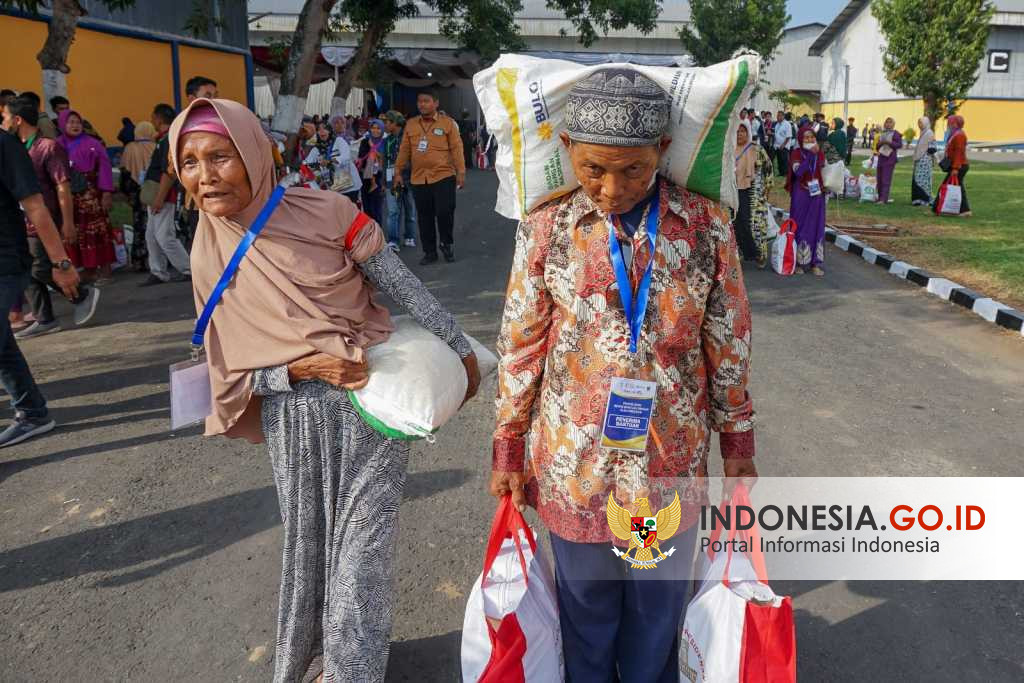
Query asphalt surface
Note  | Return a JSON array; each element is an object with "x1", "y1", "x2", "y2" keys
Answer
[{"x1": 1, "y1": 169, "x2": 1022, "y2": 682}]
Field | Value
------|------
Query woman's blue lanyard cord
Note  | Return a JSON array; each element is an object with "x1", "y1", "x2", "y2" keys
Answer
[{"x1": 190, "y1": 172, "x2": 300, "y2": 360}]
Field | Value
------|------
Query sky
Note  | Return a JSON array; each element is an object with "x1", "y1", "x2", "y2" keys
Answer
[{"x1": 786, "y1": 0, "x2": 849, "y2": 27}]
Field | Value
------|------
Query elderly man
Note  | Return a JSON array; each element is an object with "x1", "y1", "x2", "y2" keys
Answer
[{"x1": 491, "y1": 68, "x2": 757, "y2": 682}]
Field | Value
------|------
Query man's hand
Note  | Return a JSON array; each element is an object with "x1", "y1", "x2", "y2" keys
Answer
[
  {"x1": 101, "y1": 192, "x2": 112, "y2": 213},
  {"x1": 288, "y1": 352, "x2": 369, "y2": 390},
  {"x1": 393, "y1": 175, "x2": 404, "y2": 189},
  {"x1": 151, "y1": 198, "x2": 165, "y2": 214},
  {"x1": 461, "y1": 352, "x2": 481, "y2": 405},
  {"x1": 490, "y1": 470, "x2": 527, "y2": 511},
  {"x1": 723, "y1": 458, "x2": 758, "y2": 497},
  {"x1": 51, "y1": 266, "x2": 80, "y2": 300},
  {"x1": 456, "y1": 173, "x2": 465, "y2": 190}
]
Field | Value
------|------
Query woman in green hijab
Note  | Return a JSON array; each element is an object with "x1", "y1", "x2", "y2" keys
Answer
[{"x1": 824, "y1": 117, "x2": 847, "y2": 165}]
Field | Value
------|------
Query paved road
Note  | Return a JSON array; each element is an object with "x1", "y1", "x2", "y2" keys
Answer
[{"x1": 1, "y1": 170, "x2": 1022, "y2": 682}]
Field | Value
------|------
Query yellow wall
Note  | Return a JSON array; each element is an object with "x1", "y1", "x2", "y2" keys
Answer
[
  {"x1": 822, "y1": 99, "x2": 1024, "y2": 145},
  {"x1": 0, "y1": 14, "x2": 248, "y2": 145},
  {"x1": 178, "y1": 45, "x2": 247, "y2": 106},
  {"x1": 66, "y1": 28, "x2": 175, "y2": 144}
]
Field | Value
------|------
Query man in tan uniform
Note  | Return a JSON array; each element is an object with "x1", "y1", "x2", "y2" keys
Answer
[{"x1": 394, "y1": 90, "x2": 465, "y2": 265}]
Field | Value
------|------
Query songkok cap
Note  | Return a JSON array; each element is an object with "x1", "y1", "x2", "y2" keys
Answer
[{"x1": 565, "y1": 68, "x2": 670, "y2": 147}]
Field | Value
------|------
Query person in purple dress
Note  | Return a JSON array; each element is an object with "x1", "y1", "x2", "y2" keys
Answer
[
  {"x1": 874, "y1": 116, "x2": 903, "y2": 204},
  {"x1": 786, "y1": 126, "x2": 827, "y2": 276}
]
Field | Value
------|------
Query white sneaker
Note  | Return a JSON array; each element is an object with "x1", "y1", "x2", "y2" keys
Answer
[
  {"x1": 387, "y1": 242, "x2": 400, "y2": 253},
  {"x1": 73, "y1": 287, "x2": 101, "y2": 326},
  {"x1": 404, "y1": 239, "x2": 416, "y2": 248}
]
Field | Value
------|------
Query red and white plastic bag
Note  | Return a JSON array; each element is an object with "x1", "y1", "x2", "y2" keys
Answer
[
  {"x1": 680, "y1": 485, "x2": 796, "y2": 682},
  {"x1": 935, "y1": 174, "x2": 962, "y2": 215},
  {"x1": 770, "y1": 218, "x2": 797, "y2": 276},
  {"x1": 461, "y1": 496, "x2": 564, "y2": 683}
]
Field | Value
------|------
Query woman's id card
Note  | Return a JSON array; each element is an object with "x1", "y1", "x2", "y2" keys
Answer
[
  {"x1": 600, "y1": 378, "x2": 657, "y2": 452},
  {"x1": 169, "y1": 356, "x2": 213, "y2": 430}
]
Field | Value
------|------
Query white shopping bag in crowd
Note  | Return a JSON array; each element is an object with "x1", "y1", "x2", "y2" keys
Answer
[
  {"x1": 462, "y1": 496, "x2": 564, "y2": 683},
  {"x1": 348, "y1": 317, "x2": 498, "y2": 440},
  {"x1": 858, "y1": 174, "x2": 878, "y2": 203},
  {"x1": 770, "y1": 218, "x2": 797, "y2": 276},
  {"x1": 822, "y1": 161, "x2": 845, "y2": 194},
  {"x1": 764, "y1": 209, "x2": 780, "y2": 241},
  {"x1": 680, "y1": 484, "x2": 796, "y2": 683},
  {"x1": 936, "y1": 175, "x2": 962, "y2": 215},
  {"x1": 474, "y1": 54, "x2": 760, "y2": 219}
]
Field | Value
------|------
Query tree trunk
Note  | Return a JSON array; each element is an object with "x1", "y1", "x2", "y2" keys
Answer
[
  {"x1": 271, "y1": 0, "x2": 338, "y2": 164},
  {"x1": 329, "y1": 22, "x2": 387, "y2": 118},
  {"x1": 36, "y1": 0, "x2": 86, "y2": 116},
  {"x1": 923, "y1": 92, "x2": 941, "y2": 127}
]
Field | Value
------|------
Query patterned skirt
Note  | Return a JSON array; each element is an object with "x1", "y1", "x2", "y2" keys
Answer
[
  {"x1": 67, "y1": 173, "x2": 115, "y2": 269},
  {"x1": 912, "y1": 156, "x2": 933, "y2": 203}
]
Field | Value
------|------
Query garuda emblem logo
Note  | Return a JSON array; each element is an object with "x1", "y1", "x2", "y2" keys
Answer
[{"x1": 606, "y1": 492, "x2": 682, "y2": 569}]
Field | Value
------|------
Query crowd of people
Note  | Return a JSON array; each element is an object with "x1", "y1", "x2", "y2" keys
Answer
[{"x1": 733, "y1": 106, "x2": 975, "y2": 277}]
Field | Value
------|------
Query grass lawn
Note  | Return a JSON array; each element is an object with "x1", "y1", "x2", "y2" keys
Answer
[{"x1": 768, "y1": 160, "x2": 1024, "y2": 309}]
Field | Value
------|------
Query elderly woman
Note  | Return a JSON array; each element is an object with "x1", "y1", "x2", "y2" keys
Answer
[
  {"x1": 935, "y1": 115, "x2": 971, "y2": 217},
  {"x1": 911, "y1": 116, "x2": 936, "y2": 206},
  {"x1": 787, "y1": 125, "x2": 827, "y2": 276},
  {"x1": 733, "y1": 121, "x2": 759, "y2": 261},
  {"x1": 873, "y1": 117, "x2": 903, "y2": 203},
  {"x1": 169, "y1": 99, "x2": 480, "y2": 683}
]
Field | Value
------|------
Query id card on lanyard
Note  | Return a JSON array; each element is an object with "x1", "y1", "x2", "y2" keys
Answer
[
  {"x1": 168, "y1": 173, "x2": 298, "y2": 430},
  {"x1": 600, "y1": 185, "x2": 659, "y2": 452},
  {"x1": 806, "y1": 155, "x2": 822, "y2": 197}
]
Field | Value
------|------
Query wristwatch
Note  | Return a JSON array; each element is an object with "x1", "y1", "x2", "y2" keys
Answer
[{"x1": 53, "y1": 258, "x2": 73, "y2": 271}]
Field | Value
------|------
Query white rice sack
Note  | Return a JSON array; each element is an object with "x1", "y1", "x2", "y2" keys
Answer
[
  {"x1": 473, "y1": 53, "x2": 760, "y2": 220},
  {"x1": 349, "y1": 317, "x2": 498, "y2": 441}
]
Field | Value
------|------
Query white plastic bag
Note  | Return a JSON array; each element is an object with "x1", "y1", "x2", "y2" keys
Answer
[
  {"x1": 680, "y1": 485, "x2": 796, "y2": 683},
  {"x1": 473, "y1": 54, "x2": 760, "y2": 220},
  {"x1": 936, "y1": 176, "x2": 962, "y2": 215},
  {"x1": 764, "y1": 208, "x2": 780, "y2": 240},
  {"x1": 349, "y1": 317, "x2": 498, "y2": 440},
  {"x1": 770, "y1": 218, "x2": 797, "y2": 275},
  {"x1": 822, "y1": 161, "x2": 845, "y2": 194},
  {"x1": 858, "y1": 174, "x2": 878, "y2": 202},
  {"x1": 462, "y1": 496, "x2": 563, "y2": 682}
]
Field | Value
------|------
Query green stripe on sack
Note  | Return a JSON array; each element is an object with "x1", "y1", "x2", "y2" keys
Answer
[
  {"x1": 347, "y1": 391, "x2": 430, "y2": 441},
  {"x1": 686, "y1": 60, "x2": 750, "y2": 201}
]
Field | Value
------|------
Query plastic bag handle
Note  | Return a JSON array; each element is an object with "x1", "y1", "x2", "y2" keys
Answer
[
  {"x1": 482, "y1": 495, "x2": 537, "y2": 588},
  {"x1": 779, "y1": 218, "x2": 797, "y2": 236},
  {"x1": 706, "y1": 483, "x2": 769, "y2": 587}
]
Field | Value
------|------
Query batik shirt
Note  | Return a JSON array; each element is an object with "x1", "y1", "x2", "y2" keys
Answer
[{"x1": 493, "y1": 179, "x2": 756, "y2": 543}]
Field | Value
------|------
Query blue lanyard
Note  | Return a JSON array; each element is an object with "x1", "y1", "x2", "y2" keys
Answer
[
  {"x1": 190, "y1": 173, "x2": 298, "y2": 358},
  {"x1": 607, "y1": 187, "x2": 660, "y2": 355}
]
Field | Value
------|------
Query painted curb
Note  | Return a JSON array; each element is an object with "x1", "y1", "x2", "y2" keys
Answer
[{"x1": 772, "y1": 207, "x2": 1024, "y2": 337}]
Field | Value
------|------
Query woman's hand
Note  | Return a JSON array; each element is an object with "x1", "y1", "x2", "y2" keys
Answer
[
  {"x1": 461, "y1": 352, "x2": 481, "y2": 405},
  {"x1": 287, "y1": 352, "x2": 369, "y2": 390},
  {"x1": 101, "y1": 192, "x2": 113, "y2": 213}
]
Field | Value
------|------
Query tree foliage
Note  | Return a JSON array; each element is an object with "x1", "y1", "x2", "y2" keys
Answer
[
  {"x1": 872, "y1": 0, "x2": 995, "y2": 123},
  {"x1": 679, "y1": 0, "x2": 789, "y2": 68}
]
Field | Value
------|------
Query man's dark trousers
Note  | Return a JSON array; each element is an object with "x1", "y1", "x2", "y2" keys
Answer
[
  {"x1": 548, "y1": 523, "x2": 698, "y2": 683},
  {"x1": 0, "y1": 274, "x2": 48, "y2": 421},
  {"x1": 26, "y1": 236, "x2": 88, "y2": 323},
  {"x1": 776, "y1": 146, "x2": 789, "y2": 177},
  {"x1": 411, "y1": 175, "x2": 456, "y2": 258}
]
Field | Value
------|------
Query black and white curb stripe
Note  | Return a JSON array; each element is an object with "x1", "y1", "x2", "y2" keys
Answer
[
  {"x1": 967, "y1": 147, "x2": 1024, "y2": 155},
  {"x1": 771, "y1": 208, "x2": 1024, "y2": 336}
]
